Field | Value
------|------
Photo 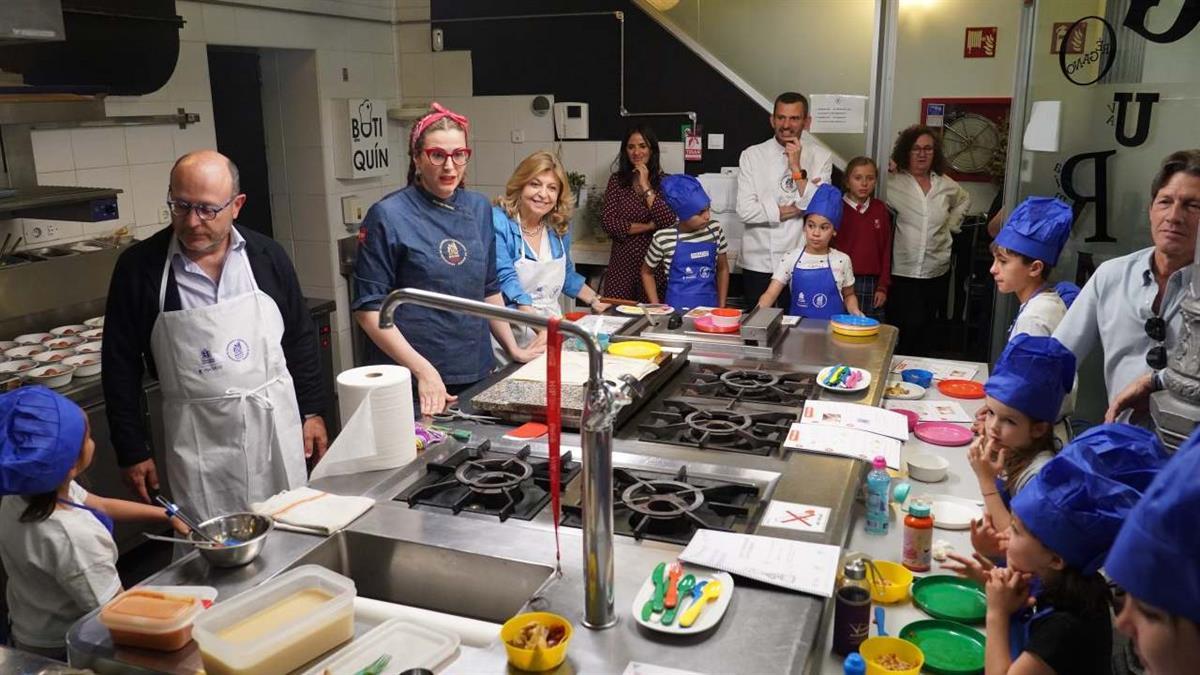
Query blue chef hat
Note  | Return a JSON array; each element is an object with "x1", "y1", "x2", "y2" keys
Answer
[
  {"x1": 1107, "y1": 425, "x2": 1200, "y2": 624},
  {"x1": 1059, "y1": 423, "x2": 1167, "y2": 493},
  {"x1": 0, "y1": 386, "x2": 86, "y2": 496},
  {"x1": 983, "y1": 334, "x2": 1076, "y2": 423},
  {"x1": 995, "y1": 196, "x2": 1074, "y2": 267},
  {"x1": 659, "y1": 174, "x2": 710, "y2": 222},
  {"x1": 805, "y1": 183, "x2": 844, "y2": 230},
  {"x1": 1012, "y1": 450, "x2": 1142, "y2": 575}
]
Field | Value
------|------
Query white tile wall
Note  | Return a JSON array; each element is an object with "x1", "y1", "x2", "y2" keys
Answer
[
  {"x1": 69, "y1": 128, "x2": 128, "y2": 170},
  {"x1": 128, "y1": 162, "x2": 174, "y2": 228},
  {"x1": 37, "y1": 170, "x2": 77, "y2": 187},
  {"x1": 431, "y1": 51, "x2": 472, "y2": 97},
  {"x1": 396, "y1": 24, "x2": 430, "y2": 54},
  {"x1": 292, "y1": 239, "x2": 336, "y2": 288},
  {"x1": 469, "y1": 141, "x2": 515, "y2": 187},
  {"x1": 401, "y1": 52, "x2": 433, "y2": 99},
  {"x1": 30, "y1": 129, "x2": 74, "y2": 172},
  {"x1": 290, "y1": 193, "x2": 330, "y2": 242},
  {"x1": 124, "y1": 125, "x2": 178, "y2": 165}
]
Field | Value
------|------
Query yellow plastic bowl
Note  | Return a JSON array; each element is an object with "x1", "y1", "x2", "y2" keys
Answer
[
  {"x1": 500, "y1": 611, "x2": 573, "y2": 671},
  {"x1": 608, "y1": 340, "x2": 662, "y2": 360},
  {"x1": 867, "y1": 560, "x2": 914, "y2": 604},
  {"x1": 859, "y1": 635, "x2": 924, "y2": 675}
]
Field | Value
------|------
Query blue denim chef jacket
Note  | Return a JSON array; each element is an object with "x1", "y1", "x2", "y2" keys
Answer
[{"x1": 352, "y1": 184, "x2": 498, "y2": 384}]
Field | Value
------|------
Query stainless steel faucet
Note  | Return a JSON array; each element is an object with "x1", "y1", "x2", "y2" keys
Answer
[{"x1": 378, "y1": 287, "x2": 624, "y2": 628}]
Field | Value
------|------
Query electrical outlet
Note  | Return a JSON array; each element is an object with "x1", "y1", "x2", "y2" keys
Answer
[
  {"x1": 24, "y1": 220, "x2": 62, "y2": 243},
  {"x1": 158, "y1": 205, "x2": 171, "y2": 223},
  {"x1": 511, "y1": 129, "x2": 525, "y2": 143}
]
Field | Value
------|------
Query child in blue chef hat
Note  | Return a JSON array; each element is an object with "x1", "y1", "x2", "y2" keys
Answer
[
  {"x1": 991, "y1": 196, "x2": 1077, "y2": 340},
  {"x1": 1107, "y1": 425, "x2": 1200, "y2": 675},
  {"x1": 641, "y1": 174, "x2": 730, "y2": 311},
  {"x1": 0, "y1": 387, "x2": 186, "y2": 659},
  {"x1": 756, "y1": 183, "x2": 863, "y2": 318}
]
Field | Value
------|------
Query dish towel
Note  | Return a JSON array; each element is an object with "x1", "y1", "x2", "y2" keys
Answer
[{"x1": 251, "y1": 487, "x2": 374, "y2": 535}]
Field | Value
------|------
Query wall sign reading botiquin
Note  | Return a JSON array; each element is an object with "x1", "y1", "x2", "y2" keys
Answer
[{"x1": 335, "y1": 98, "x2": 390, "y2": 179}]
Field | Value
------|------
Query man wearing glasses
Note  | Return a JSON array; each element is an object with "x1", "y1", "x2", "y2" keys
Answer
[
  {"x1": 102, "y1": 150, "x2": 327, "y2": 522},
  {"x1": 1054, "y1": 149, "x2": 1200, "y2": 424}
]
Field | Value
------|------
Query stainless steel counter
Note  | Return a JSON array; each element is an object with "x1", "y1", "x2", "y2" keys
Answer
[{"x1": 67, "y1": 320, "x2": 898, "y2": 674}]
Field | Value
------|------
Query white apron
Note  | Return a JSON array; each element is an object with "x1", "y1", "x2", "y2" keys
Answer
[
  {"x1": 150, "y1": 252, "x2": 307, "y2": 522},
  {"x1": 494, "y1": 229, "x2": 567, "y2": 363}
]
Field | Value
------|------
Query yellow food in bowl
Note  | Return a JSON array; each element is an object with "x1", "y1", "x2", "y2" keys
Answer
[
  {"x1": 501, "y1": 612, "x2": 572, "y2": 671},
  {"x1": 867, "y1": 560, "x2": 913, "y2": 604},
  {"x1": 859, "y1": 636, "x2": 924, "y2": 675}
]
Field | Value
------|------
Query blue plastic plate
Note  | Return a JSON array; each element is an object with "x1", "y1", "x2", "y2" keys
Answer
[{"x1": 830, "y1": 314, "x2": 880, "y2": 328}]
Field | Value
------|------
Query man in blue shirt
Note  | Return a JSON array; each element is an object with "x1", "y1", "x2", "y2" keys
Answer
[{"x1": 1055, "y1": 149, "x2": 1199, "y2": 421}]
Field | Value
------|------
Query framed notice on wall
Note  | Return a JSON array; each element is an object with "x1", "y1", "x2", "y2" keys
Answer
[{"x1": 920, "y1": 97, "x2": 1011, "y2": 183}]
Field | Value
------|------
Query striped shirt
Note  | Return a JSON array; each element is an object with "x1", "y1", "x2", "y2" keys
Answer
[{"x1": 643, "y1": 221, "x2": 729, "y2": 270}]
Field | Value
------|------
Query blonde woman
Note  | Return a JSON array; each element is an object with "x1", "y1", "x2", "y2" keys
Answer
[{"x1": 492, "y1": 151, "x2": 610, "y2": 358}]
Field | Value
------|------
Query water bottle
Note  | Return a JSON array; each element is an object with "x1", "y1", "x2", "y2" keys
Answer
[
  {"x1": 832, "y1": 559, "x2": 872, "y2": 656},
  {"x1": 865, "y1": 455, "x2": 891, "y2": 535}
]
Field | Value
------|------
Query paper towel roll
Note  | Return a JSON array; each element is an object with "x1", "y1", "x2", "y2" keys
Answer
[{"x1": 309, "y1": 365, "x2": 416, "y2": 481}]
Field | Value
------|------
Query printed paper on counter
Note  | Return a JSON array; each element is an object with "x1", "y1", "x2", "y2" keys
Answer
[
  {"x1": 622, "y1": 663, "x2": 705, "y2": 675},
  {"x1": 784, "y1": 423, "x2": 902, "y2": 469},
  {"x1": 800, "y1": 400, "x2": 909, "y2": 441},
  {"x1": 679, "y1": 529, "x2": 841, "y2": 598},
  {"x1": 884, "y1": 400, "x2": 972, "y2": 423},
  {"x1": 891, "y1": 358, "x2": 979, "y2": 382},
  {"x1": 761, "y1": 500, "x2": 832, "y2": 534}
]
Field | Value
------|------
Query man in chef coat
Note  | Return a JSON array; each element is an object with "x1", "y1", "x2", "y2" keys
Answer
[
  {"x1": 736, "y1": 92, "x2": 834, "y2": 306},
  {"x1": 101, "y1": 150, "x2": 327, "y2": 519}
]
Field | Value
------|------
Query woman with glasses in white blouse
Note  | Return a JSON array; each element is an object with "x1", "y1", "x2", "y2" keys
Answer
[{"x1": 886, "y1": 125, "x2": 971, "y2": 356}]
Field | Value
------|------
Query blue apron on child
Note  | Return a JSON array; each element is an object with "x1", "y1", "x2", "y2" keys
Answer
[
  {"x1": 666, "y1": 226, "x2": 718, "y2": 310},
  {"x1": 58, "y1": 498, "x2": 115, "y2": 534},
  {"x1": 1008, "y1": 580, "x2": 1052, "y2": 661},
  {"x1": 789, "y1": 253, "x2": 844, "y2": 319}
]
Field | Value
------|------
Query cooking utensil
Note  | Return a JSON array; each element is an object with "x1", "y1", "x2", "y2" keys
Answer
[
  {"x1": 599, "y1": 296, "x2": 639, "y2": 306},
  {"x1": 679, "y1": 579, "x2": 722, "y2": 628},
  {"x1": 640, "y1": 562, "x2": 667, "y2": 620},
  {"x1": 630, "y1": 571, "x2": 733, "y2": 635},
  {"x1": 816, "y1": 365, "x2": 872, "y2": 393},
  {"x1": 899, "y1": 619, "x2": 985, "y2": 675},
  {"x1": 865, "y1": 559, "x2": 913, "y2": 604},
  {"x1": 430, "y1": 405, "x2": 501, "y2": 425},
  {"x1": 911, "y1": 576, "x2": 987, "y2": 624},
  {"x1": 649, "y1": 562, "x2": 667, "y2": 613},
  {"x1": 875, "y1": 606, "x2": 887, "y2": 636},
  {"x1": 189, "y1": 512, "x2": 274, "y2": 568},
  {"x1": 660, "y1": 575, "x2": 696, "y2": 626},
  {"x1": 142, "y1": 532, "x2": 226, "y2": 548},
  {"x1": 664, "y1": 561, "x2": 683, "y2": 608},
  {"x1": 353, "y1": 653, "x2": 392, "y2": 675},
  {"x1": 155, "y1": 496, "x2": 222, "y2": 545}
]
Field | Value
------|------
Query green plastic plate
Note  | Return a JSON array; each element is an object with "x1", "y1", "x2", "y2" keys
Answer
[
  {"x1": 911, "y1": 575, "x2": 987, "y2": 624},
  {"x1": 900, "y1": 619, "x2": 985, "y2": 675}
]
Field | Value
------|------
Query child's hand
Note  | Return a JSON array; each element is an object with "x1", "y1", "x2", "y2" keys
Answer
[
  {"x1": 986, "y1": 567, "x2": 1034, "y2": 615},
  {"x1": 850, "y1": 309, "x2": 865, "y2": 317},
  {"x1": 941, "y1": 551, "x2": 994, "y2": 585},
  {"x1": 967, "y1": 435, "x2": 1006, "y2": 482},
  {"x1": 169, "y1": 515, "x2": 190, "y2": 536},
  {"x1": 971, "y1": 404, "x2": 989, "y2": 436},
  {"x1": 873, "y1": 290, "x2": 887, "y2": 308},
  {"x1": 969, "y1": 513, "x2": 1009, "y2": 559}
]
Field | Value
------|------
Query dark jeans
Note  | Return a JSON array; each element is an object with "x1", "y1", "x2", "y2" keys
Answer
[
  {"x1": 889, "y1": 273, "x2": 949, "y2": 357},
  {"x1": 741, "y1": 269, "x2": 787, "y2": 309}
]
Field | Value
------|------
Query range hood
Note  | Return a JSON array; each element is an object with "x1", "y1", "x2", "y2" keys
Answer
[{"x1": 0, "y1": 1, "x2": 66, "y2": 45}]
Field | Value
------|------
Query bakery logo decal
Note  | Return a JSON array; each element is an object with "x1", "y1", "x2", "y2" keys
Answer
[
  {"x1": 198, "y1": 347, "x2": 222, "y2": 375},
  {"x1": 226, "y1": 338, "x2": 250, "y2": 362},
  {"x1": 1057, "y1": 16, "x2": 1116, "y2": 86},
  {"x1": 439, "y1": 238, "x2": 467, "y2": 266}
]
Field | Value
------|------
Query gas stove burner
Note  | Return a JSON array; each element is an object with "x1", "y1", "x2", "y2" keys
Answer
[
  {"x1": 454, "y1": 456, "x2": 534, "y2": 494},
  {"x1": 561, "y1": 465, "x2": 761, "y2": 545},
  {"x1": 397, "y1": 440, "x2": 581, "y2": 521},
  {"x1": 719, "y1": 369, "x2": 780, "y2": 392},
  {"x1": 621, "y1": 478, "x2": 706, "y2": 518},
  {"x1": 639, "y1": 399, "x2": 798, "y2": 456},
  {"x1": 678, "y1": 365, "x2": 815, "y2": 407}
]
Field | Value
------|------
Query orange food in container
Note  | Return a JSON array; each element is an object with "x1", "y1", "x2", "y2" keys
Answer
[{"x1": 100, "y1": 589, "x2": 205, "y2": 651}]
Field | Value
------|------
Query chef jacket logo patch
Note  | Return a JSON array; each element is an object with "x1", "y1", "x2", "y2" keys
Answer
[
  {"x1": 357, "y1": 225, "x2": 368, "y2": 246},
  {"x1": 780, "y1": 172, "x2": 797, "y2": 194},
  {"x1": 813, "y1": 293, "x2": 828, "y2": 309},
  {"x1": 198, "y1": 347, "x2": 222, "y2": 375},
  {"x1": 439, "y1": 238, "x2": 467, "y2": 266},
  {"x1": 226, "y1": 338, "x2": 250, "y2": 362}
]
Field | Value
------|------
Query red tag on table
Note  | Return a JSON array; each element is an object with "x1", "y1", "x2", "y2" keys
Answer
[{"x1": 546, "y1": 317, "x2": 563, "y2": 573}]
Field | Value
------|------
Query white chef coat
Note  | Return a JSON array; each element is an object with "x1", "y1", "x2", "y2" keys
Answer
[
  {"x1": 736, "y1": 133, "x2": 835, "y2": 273},
  {"x1": 889, "y1": 172, "x2": 971, "y2": 279},
  {"x1": 772, "y1": 247, "x2": 856, "y2": 290},
  {"x1": 1011, "y1": 290, "x2": 1067, "y2": 339},
  {"x1": 0, "y1": 481, "x2": 120, "y2": 648}
]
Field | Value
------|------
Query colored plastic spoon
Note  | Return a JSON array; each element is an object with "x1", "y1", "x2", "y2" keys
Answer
[
  {"x1": 661, "y1": 574, "x2": 696, "y2": 626},
  {"x1": 679, "y1": 579, "x2": 723, "y2": 628},
  {"x1": 664, "y1": 561, "x2": 683, "y2": 608},
  {"x1": 640, "y1": 562, "x2": 667, "y2": 621}
]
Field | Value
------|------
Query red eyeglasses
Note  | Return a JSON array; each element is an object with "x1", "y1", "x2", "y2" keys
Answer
[{"x1": 422, "y1": 147, "x2": 472, "y2": 166}]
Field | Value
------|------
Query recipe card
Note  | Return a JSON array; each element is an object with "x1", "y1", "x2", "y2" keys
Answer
[
  {"x1": 679, "y1": 529, "x2": 841, "y2": 598},
  {"x1": 800, "y1": 401, "x2": 909, "y2": 441},
  {"x1": 783, "y1": 423, "x2": 903, "y2": 469},
  {"x1": 891, "y1": 357, "x2": 979, "y2": 381},
  {"x1": 884, "y1": 400, "x2": 972, "y2": 423}
]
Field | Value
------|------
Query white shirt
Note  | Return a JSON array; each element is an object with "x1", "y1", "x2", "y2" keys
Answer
[
  {"x1": 1053, "y1": 246, "x2": 1192, "y2": 400},
  {"x1": 888, "y1": 172, "x2": 971, "y2": 278},
  {"x1": 168, "y1": 227, "x2": 256, "y2": 309},
  {"x1": 1010, "y1": 290, "x2": 1067, "y2": 338},
  {"x1": 736, "y1": 133, "x2": 835, "y2": 273},
  {"x1": 772, "y1": 247, "x2": 856, "y2": 290},
  {"x1": 0, "y1": 481, "x2": 120, "y2": 648}
]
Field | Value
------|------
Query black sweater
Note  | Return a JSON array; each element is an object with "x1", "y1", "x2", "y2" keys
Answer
[{"x1": 102, "y1": 225, "x2": 324, "y2": 467}]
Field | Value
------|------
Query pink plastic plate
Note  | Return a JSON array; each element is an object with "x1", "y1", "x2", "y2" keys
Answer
[{"x1": 914, "y1": 422, "x2": 973, "y2": 447}]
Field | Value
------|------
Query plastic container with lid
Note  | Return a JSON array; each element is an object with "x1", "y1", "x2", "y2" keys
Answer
[
  {"x1": 902, "y1": 499, "x2": 934, "y2": 572},
  {"x1": 301, "y1": 619, "x2": 460, "y2": 674},
  {"x1": 192, "y1": 565, "x2": 356, "y2": 675},
  {"x1": 99, "y1": 588, "x2": 206, "y2": 651}
]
